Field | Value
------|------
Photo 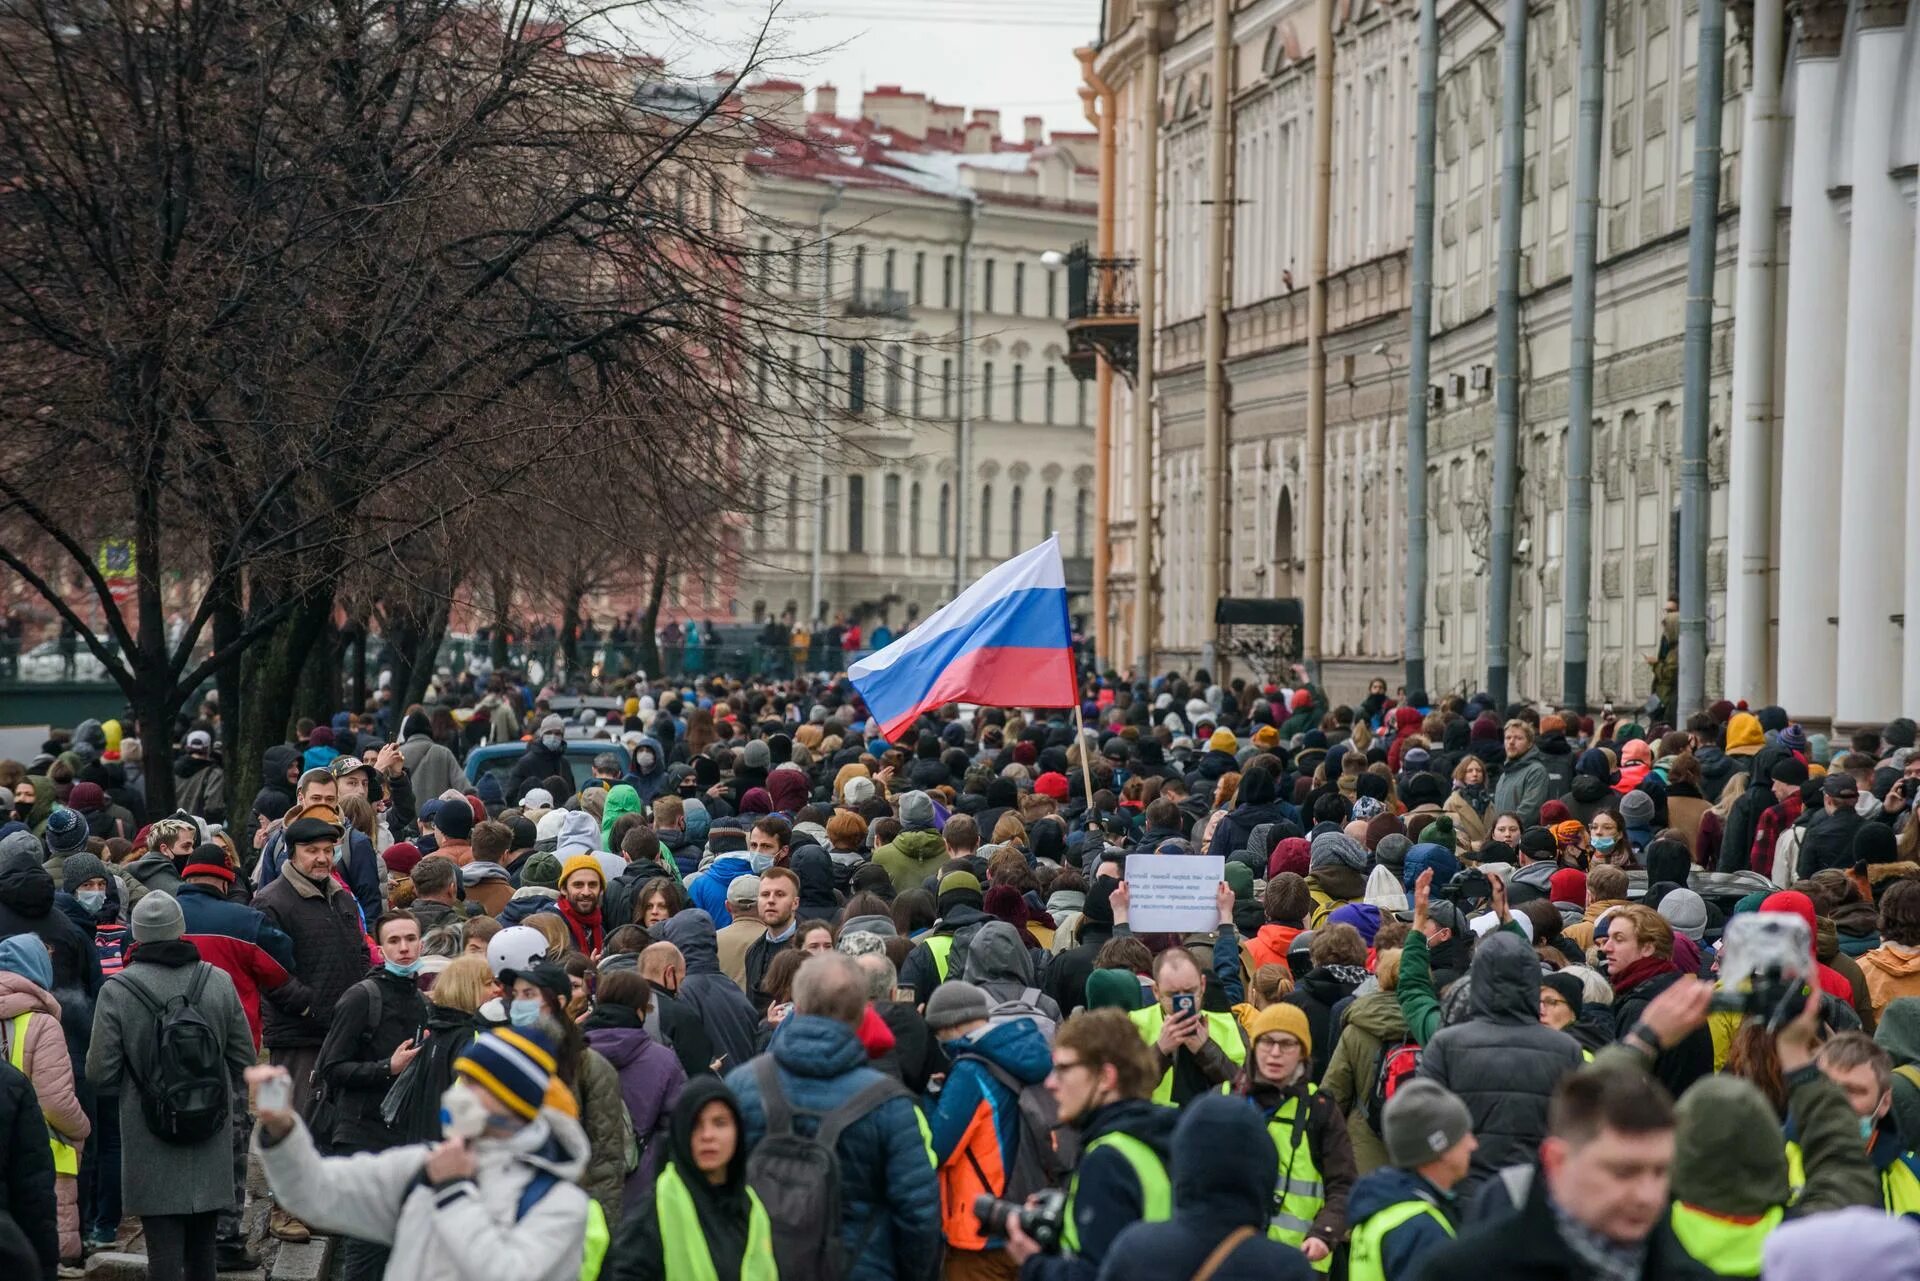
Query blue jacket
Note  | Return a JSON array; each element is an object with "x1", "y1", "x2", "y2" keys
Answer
[
  {"x1": 1097, "y1": 1094, "x2": 1314, "y2": 1281},
  {"x1": 1346, "y1": 1166, "x2": 1459, "y2": 1281},
  {"x1": 930, "y1": 1018, "x2": 1054, "y2": 1236},
  {"x1": 727, "y1": 1014, "x2": 941, "y2": 1281},
  {"x1": 687, "y1": 855, "x2": 753, "y2": 925}
]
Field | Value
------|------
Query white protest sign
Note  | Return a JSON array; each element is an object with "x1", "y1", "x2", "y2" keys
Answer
[{"x1": 1123, "y1": 854, "x2": 1226, "y2": 934}]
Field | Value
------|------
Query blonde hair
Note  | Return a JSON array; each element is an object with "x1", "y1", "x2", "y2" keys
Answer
[
  {"x1": 526, "y1": 912, "x2": 571, "y2": 960},
  {"x1": 1374, "y1": 948, "x2": 1403, "y2": 992},
  {"x1": 991, "y1": 813, "x2": 1029, "y2": 846},
  {"x1": 431, "y1": 955, "x2": 496, "y2": 1014},
  {"x1": 1250, "y1": 963, "x2": 1294, "y2": 1008},
  {"x1": 833, "y1": 762, "x2": 872, "y2": 802},
  {"x1": 340, "y1": 795, "x2": 377, "y2": 840}
]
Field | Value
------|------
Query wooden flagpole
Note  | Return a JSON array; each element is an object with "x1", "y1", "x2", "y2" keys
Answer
[{"x1": 1073, "y1": 698, "x2": 1097, "y2": 814}]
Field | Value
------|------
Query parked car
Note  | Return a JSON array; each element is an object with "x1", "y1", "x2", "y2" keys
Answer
[{"x1": 463, "y1": 740, "x2": 630, "y2": 796}]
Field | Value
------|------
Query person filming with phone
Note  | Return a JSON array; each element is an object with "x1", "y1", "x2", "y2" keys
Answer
[
  {"x1": 1120, "y1": 882, "x2": 1248, "y2": 1105},
  {"x1": 248, "y1": 1025, "x2": 598, "y2": 1281}
]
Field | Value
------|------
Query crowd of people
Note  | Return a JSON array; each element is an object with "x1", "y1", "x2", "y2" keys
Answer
[{"x1": 4, "y1": 669, "x2": 1920, "y2": 1280}]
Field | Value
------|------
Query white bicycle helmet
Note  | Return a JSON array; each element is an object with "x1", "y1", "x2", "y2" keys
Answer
[{"x1": 486, "y1": 925, "x2": 550, "y2": 978}]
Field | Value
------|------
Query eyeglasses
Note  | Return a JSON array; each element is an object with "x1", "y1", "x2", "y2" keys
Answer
[
  {"x1": 1052, "y1": 1058, "x2": 1090, "y2": 1077},
  {"x1": 1539, "y1": 994, "x2": 1572, "y2": 1010}
]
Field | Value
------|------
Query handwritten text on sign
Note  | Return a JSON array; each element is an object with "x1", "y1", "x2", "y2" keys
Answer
[{"x1": 1124, "y1": 854, "x2": 1225, "y2": 934}]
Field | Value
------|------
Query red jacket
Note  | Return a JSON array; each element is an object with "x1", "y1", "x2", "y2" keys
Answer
[{"x1": 176, "y1": 883, "x2": 296, "y2": 1048}]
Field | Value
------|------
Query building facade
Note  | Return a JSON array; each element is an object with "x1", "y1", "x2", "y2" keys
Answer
[
  {"x1": 732, "y1": 83, "x2": 1100, "y2": 635},
  {"x1": 1090, "y1": 0, "x2": 1920, "y2": 716}
]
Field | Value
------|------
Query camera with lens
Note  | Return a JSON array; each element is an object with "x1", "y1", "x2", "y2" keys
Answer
[
  {"x1": 974, "y1": 1188, "x2": 1068, "y2": 1250},
  {"x1": 1708, "y1": 913, "x2": 1813, "y2": 1031}
]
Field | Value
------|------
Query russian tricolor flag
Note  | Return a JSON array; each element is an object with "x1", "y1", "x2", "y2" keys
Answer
[{"x1": 850, "y1": 536, "x2": 1078, "y2": 742}]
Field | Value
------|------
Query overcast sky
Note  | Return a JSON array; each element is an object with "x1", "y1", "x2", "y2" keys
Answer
[{"x1": 616, "y1": 0, "x2": 1106, "y2": 134}]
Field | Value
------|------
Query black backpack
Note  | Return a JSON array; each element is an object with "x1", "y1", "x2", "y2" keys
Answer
[
  {"x1": 744, "y1": 1055, "x2": 911, "y2": 1281},
  {"x1": 953, "y1": 1052, "x2": 1077, "y2": 1201},
  {"x1": 121, "y1": 965, "x2": 229, "y2": 1144}
]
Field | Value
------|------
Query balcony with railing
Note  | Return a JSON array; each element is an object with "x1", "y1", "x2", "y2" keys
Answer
[
  {"x1": 843, "y1": 287, "x2": 913, "y2": 321},
  {"x1": 1061, "y1": 242, "x2": 1139, "y2": 383}
]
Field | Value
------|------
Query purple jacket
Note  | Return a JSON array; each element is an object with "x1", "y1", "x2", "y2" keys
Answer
[{"x1": 581, "y1": 1022, "x2": 686, "y2": 1209}]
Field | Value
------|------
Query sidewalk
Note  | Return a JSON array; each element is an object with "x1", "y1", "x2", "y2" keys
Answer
[{"x1": 83, "y1": 1155, "x2": 334, "y2": 1281}]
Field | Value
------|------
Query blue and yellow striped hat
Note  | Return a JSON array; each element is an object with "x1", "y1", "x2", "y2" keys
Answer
[{"x1": 453, "y1": 1027, "x2": 564, "y2": 1121}]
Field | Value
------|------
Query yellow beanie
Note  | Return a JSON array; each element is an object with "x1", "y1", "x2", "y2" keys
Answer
[
  {"x1": 558, "y1": 854, "x2": 605, "y2": 889},
  {"x1": 1247, "y1": 1002, "x2": 1312, "y2": 1056},
  {"x1": 1208, "y1": 728, "x2": 1239, "y2": 754}
]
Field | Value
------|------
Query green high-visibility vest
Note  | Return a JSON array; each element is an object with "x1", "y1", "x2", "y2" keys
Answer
[
  {"x1": 1128, "y1": 1004, "x2": 1246, "y2": 1105},
  {"x1": 926, "y1": 934, "x2": 955, "y2": 981},
  {"x1": 1263, "y1": 1087, "x2": 1331, "y2": 1273},
  {"x1": 1789, "y1": 1137, "x2": 1920, "y2": 1216},
  {"x1": 1347, "y1": 1198, "x2": 1454, "y2": 1281},
  {"x1": 1060, "y1": 1131, "x2": 1172, "y2": 1255},
  {"x1": 654, "y1": 1164, "x2": 777, "y2": 1281},
  {"x1": 7, "y1": 1013, "x2": 76, "y2": 1175},
  {"x1": 1669, "y1": 1201, "x2": 1782, "y2": 1278}
]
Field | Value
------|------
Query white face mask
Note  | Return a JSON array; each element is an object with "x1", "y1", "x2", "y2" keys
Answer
[
  {"x1": 636, "y1": 750, "x2": 655, "y2": 769},
  {"x1": 440, "y1": 1080, "x2": 489, "y2": 1140},
  {"x1": 541, "y1": 734, "x2": 565, "y2": 752}
]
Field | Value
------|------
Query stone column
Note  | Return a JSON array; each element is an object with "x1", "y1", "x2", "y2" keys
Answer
[
  {"x1": 1834, "y1": 0, "x2": 1913, "y2": 724},
  {"x1": 1908, "y1": 176, "x2": 1920, "y2": 716},
  {"x1": 1774, "y1": 0, "x2": 1849, "y2": 723}
]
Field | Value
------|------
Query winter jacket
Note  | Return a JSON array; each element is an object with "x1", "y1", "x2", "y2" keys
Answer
[
  {"x1": 0, "y1": 835, "x2": 102, "y2": 1055},
  {"x1": 1858, "y1": 943, "x2": 1920, "y2": 1019},
  {"x1": 1799, "y1": 807, "x2": 1870, "y2": 880},
  {"x1": 1347, "y1": 1166, "x2": 1461, "y2": 1281},
  {"x1": 251, "y1": 863, "x2": 374, "y2": 1051},
  {"x1": 313, "y1": 968, "x2": 432, "y2": 1150},
  {"x1": 1095, "y1": 1093, "x2": 1316, "y2": 1281},
  {"x1": 1240, "y1": 1072, "x2": 1356, "y2": 1252},
  {"x1": 1534, "y1": 733, "x2": 1575, "y2": 800},
  {"x1": 1207, "y1": 801, "x2": 1304, "y2": 867},
  {"x1": 176, "y1": 883, "x2": 296, "y2": 1048},
  {"x1": 399, "y1": 732, "x2": 463, "y2": 803},
  {"x1": 0, "y1": 963, "x2": 88, "y2": 1261},
  {"x1": 1417, "y1": 932, "x2": 1584, "y2": 1193},
  {"x1": 654, "y1": 911, "x2": 760, "y2": 1073},
  {"x1": 1442, "y1": 792, "x2": 1491, "y2": 852},
  {"x1": 0, "y1": 1056, "x2": 55, "y2": 1281},
  {"x1": 872, "y1": 828, "x2": 948, "y2": 894},
  {"x1": 618, "y1": 737, "x2": 668, "y2": 805},
  {"x1": 577, "y1": 1044, "x2": 637, "y2": 1228},
  {"x1": 1046, "y1": 916, "x2": 1116, "y2": 1017},
  {"x1": 1491, "y1": 748, "x2": 1551, "y2": 827},
  {"x1": 257, "y1": 823, "x2": 383, "y2": 929},
  {"x1": 714, "y1": 915, "x2": 766, "y2": 988},
  {"x1": 1876, "y1": 997, "x2": 1920, "y2": 1149},
  {"x1": 87, "y1": 948, "x2": 254, "y2": 1216},
  {"x1": 1716, "y1": 747, "x2": 1788, "y2": 873},
  {"x1": 257, "y1": 1106, "x2": 593, "y2": 1281},
  {"x1": 1019, "y1": 1098, "x2": 1176, "y2": 1281},
  {"x1": 726, "y1": 1014, "x2": 941, "y2": 1281},
  {"x1": 686, "y1": 855, "x2": 753, "y2": 927},
  {"x1": 1321, "y1": 989, "x2": 1409, "y2": 1174},
  {"x1": 960, "y1": 920, "x2": 1064, "y2": 1032},
  {"x1": 1610, "y1": 964, "x2": 1714, "y2": 1099},
  {"x1": 900, "y1": 904, "x2": 994, "y2": 1008},
  {"x1": 1284, "y1": 965, "x2": 1367, "y2": 1083},
  {"x1": 581, "y1": 1019, "x2": 686, "y2": 1213},
  {"x1": 508, "y1": 742, "x2": 574, "y2": 805},
  {"x1": 930, "y1": 1017, "x2": 1054, "y2": 1250}
]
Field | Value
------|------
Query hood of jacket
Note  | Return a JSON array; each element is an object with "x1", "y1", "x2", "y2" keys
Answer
[
  {"x1": 580, "y1": 1023, "x2": 661, "y2": 1070},
  {"x1": 1167, "y1": 1092, "x2": 1277, "y2": 1232},
  {"x1": 1511, "y1": 860, "x2": 1558, "y2": 892},
  {"x1": 261, "y1": 744, "x2": 300, "y2": 791},
  {"x1": 1876, "y1": 996, "x2": 1920, "y2": 1065},
  {"x1": 1467, "y1": 930, "x2": 1541, "y2": 1025},
  {"x1": 0, "y1": 969, "x2": 58, "y2": 1022},
  {"x1": 1341, "y1": 988, "x2": 1407, "y2": 1041},
  {"x1": 1863, "y1": 944, "x2": 1920, "y2": 982},
  {"x1": 1046, "y1": 889, "x2": 1085, "y2": 918},
  {"x1": 880, "y1": 829, "x2": 947, "y2": 866},
  {"x1": 1079, "y1": 1096, "x2": 1179, "y2": 1165},
  {"x1": 658, "y1": 909, "x2": 722, "y2": 974},
  {"x1": 769, "y1": 1011, "x2": 869, "y2": 1078},
  {"x1": 1307, "y1": 862, "x2": 1367, "y2": 903},
  {"x1": 123, "y1": 851, "x2": 183, "y2": 892},
  {"x1": 952, "y1": 1014, "x2": 1054, "y2": 1084},
  {"x1": 960, "y1": 920, "x2": 1035, "y2": 987},
  {"x1": 1348, "y1": 1166, "x2": 1446, "y2": 1226},
  {"x1": 0, "y1": 849, "x2": 55, "y2": 920},
  {"x1": 497, "y1": 1108, "x2": 591, "y2": 1185},
  {"x1": 791, "y1": 847, "x2": 839, "y2": 915}
]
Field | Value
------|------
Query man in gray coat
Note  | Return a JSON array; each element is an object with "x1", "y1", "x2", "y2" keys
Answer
[
  {"x1": 1491, "y1": 720, "x2": 1552, "y2": 828},
  {"x1": 87, "y1": 893, "x2": 253, "y2": 1281}
]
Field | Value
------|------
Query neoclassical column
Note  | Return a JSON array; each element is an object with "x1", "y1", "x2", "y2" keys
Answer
[
  {"x1": 1774, "y1": 0, "x2": 1850, "y2": 723},
  {"x1": 1834, "y1": 0, "x2": 1914, "y2": 723}
]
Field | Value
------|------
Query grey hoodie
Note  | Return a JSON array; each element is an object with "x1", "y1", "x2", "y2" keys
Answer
[{"x1": 959, "y1": 921, "x2": 1063, "y2": 1030}]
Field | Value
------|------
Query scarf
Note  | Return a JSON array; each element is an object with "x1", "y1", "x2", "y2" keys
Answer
[
  {"x1": 557, "y1": 898, "x2": 604, "y2": 955},
  {"x1": 1551, "y1": 1197, "x2": 1647, "y2": 1281},
  {"x1": 1453, "y1": 782, "x2": 1492, "y2": 815},
  {"x1": 580, "y1": 1001, "x2": 645, "y2": 1033},
  {"x1": 1609, "y1": 953, "x2": 1678, "y2": 997},
  {"x1": 128, "y1": 938, "x2": 202, "y2": 969},
  {"x1": 281, "y1": 860, "x2": 330, "y2": 900}
]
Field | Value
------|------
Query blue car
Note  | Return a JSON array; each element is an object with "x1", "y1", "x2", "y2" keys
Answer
[{"x1": 464, "y1": 740, "x2": 630, "y2": 797}]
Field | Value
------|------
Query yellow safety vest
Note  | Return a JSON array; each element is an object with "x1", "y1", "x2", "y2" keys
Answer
[
  {"x1": 654, "y1": 1163, "x2": 777, "y2": 1281},
  {"x1": 925, "y1": 934, "x2": 955, "y2": 982},
  {"x1": 1669, "y1": 1202, "x2": 1782, "y2": 1278},
  {"x1": 1785, "y1": 1137, "x2": 1920, "y2": 1216},
  {"x1": 1347, "y1": 1198, "x2": 1454, "y2": 1281},
  {"x1": 1128, "y1": 1005, "x2": 1247, "y2": 1105},
  {"x1": 1264, "y1": 1086, "x2": 1331, "y2": 1272},
  {"x1": 7, "y1": 1013, "x2": 78, "y2": 1175},
  {"x1": 1060, "y1": 1131, "x2": 1172, "y2": 1255}
]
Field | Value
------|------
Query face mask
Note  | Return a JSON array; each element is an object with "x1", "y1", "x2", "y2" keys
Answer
[
  {"x1": 1592, "y1": 835, "x2": 1617, "y2": 852},
  {"x1": 749, "y1": 852, "x2": 774, "y2": 875},
  {"x1": 440, "y1": 1081, "x2": 489, "y2": 1140},
  {"x1": 385, "y1": 958, "x2": 422, "y2": 979},
  {"x1": 541, "y1": 734, "x2": 565, "y2": 752},
  {"x1": 636, "y1": 750, "x2": 655, "y2": 769},
  {"x1": 76, "y1": 889, "x2": 107, "y2": 914},
  {"x1": 509, "y1": 998, "x2": 544, "y2": 1028},
  {"x1": 1862, "y1": 1114, "x2": 1878, "y2": 1140}
]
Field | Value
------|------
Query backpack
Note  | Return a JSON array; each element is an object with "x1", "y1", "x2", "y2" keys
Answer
[
  {"x1": 1364, "y1": 1040, "x2": 1423, "y2": 1134},
  {"x1": 744, "y1": 1055, "x2": 911, "y2": 1281},
  {"x1": 988, "y1": 987, "x2": 1057, "y2": 1042},
  {"x1": 953, "y1": 1053, "x2": 1078, "y2": 1202},
  {"x1": 119, "y1": 965, "x2": 229, "y2": 1144}
]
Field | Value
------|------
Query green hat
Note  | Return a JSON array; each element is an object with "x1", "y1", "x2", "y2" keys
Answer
[
  {"x1": 521, "y1": 850, "x2": 562, "y2": 890},
  {"x1": 938, "y1": 870, "x2": 981, "y2": 898},
  {"x1": 1423, "y1": 815, "x2": 1457, "y2": 853},
  {"x1": 1084, "y1": 967, "x2": 1145, "y2": 1012},
  {"x1": 1671, "y1": 1075, "x2": 1788, "y2": 1215},
  {"x1": 1224, "y1": 862, "x2": 1255, "y2": 900}
]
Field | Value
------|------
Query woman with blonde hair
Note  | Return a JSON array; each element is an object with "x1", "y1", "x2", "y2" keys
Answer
[{"x1": 833, "y1": 761, "x2": 872, "y2": 803}]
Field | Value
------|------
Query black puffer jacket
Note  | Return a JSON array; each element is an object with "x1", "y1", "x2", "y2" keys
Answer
[
  {"x1": 0, "y1": 1057, "x2": 56, "y2": 1280},
  {"x1": 0, "y1": 835, "x2": 102, "y2": 1066},
  {"x1": 1417, "y1": 932, "x2": 1584, "y2": 1193},
  {"x1": 313, "y1": 966, "x2": 432, "y2": 1149},
  {"x1": 251, "y1": 866, "x2": 373, "y2": 1050}
]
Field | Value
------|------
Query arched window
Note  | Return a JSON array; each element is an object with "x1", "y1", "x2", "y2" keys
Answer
[
  {"x1": 909, "y1": 482, "x2": 923, "y2": 556},
  {"x1": 787, "y1": 477, "x2": 800, "y2": 548},
  {"x1": 1043, "y1": 487, "x2": 1056, "y2": 540},
  {"x1": 1074, "y1": 488, "x2": 1089, "y2": 557},
  {"x1": 1010, "y1": 484, "x2": 1023, "y2": 554},
  {"x1": 980, "y1": 484, "x2": 993, "y2": 557},
  {"x1": 938, "y1": 483, "x2": 951, "y2": 556}
]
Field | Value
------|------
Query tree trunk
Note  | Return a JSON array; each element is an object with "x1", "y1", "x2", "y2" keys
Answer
[
  {"x1": 135, "y1": 680, "x2": 179, "y2": 816},
  {"x1": 404, "y1": 601, "x2": 450, "y2": 710},
  {"x1": 230, "y1": 594, "x2": 332, "y2": 817},
  {"x1": 293, "y1": 621, "x2": 341, "y2": 727},
  {"x1": 350, "y1": 621, "x2": 369, "y2": 712},
  {"x1": 209, "y1": 566, "x2": 244, "y2": 755},
  {"x1": 490, "y1": 570, "x2": 513, "y2": 670},
  {"x1": 637, "y1": 555, "x2": 669, "y2": 678},
  {"x1": 558, "y1": 586, "x2": 582, "y2": 685}
]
